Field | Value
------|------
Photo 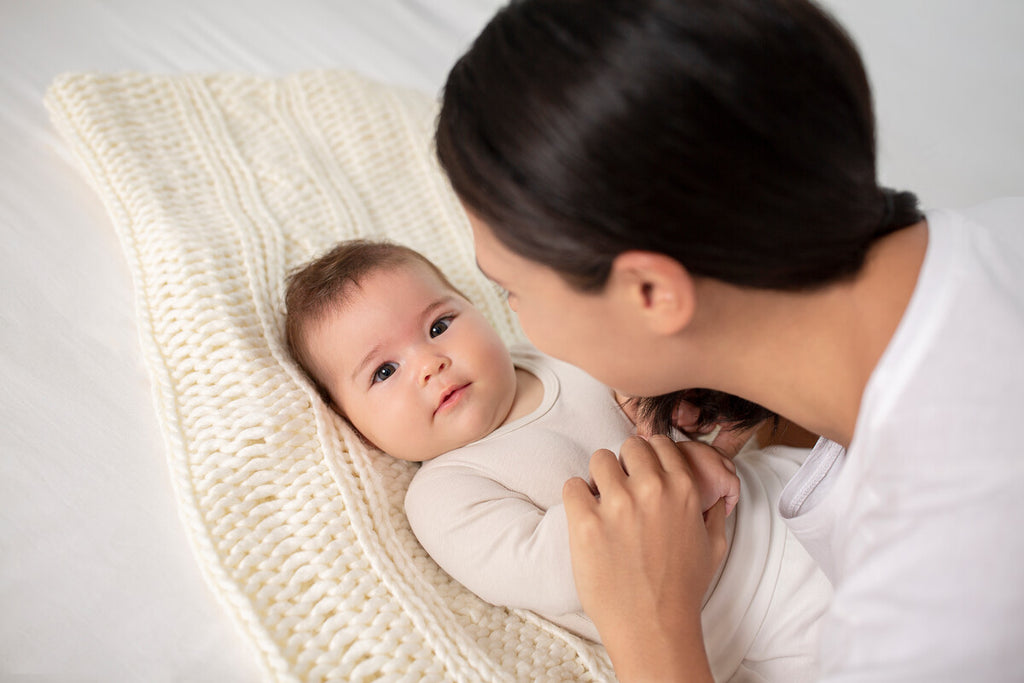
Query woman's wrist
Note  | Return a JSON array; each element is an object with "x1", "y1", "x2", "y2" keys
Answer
[{"x1": 604, "y1": 615, "x2": 713, "y2": 683}]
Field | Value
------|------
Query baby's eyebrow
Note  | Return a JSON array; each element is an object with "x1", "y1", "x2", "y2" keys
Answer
[
  {"x1": 349, "y1": 296, "x2": 460, "y2": 383},
  {"x1": 421, "y1": 295, "x2": 458, "y2": 322},
  {"x1": 352, "y1": 342, "x2": 385, "y2": 383}
]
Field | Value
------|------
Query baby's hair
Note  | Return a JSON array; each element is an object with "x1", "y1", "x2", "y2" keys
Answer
[{"x1": 284, "y1": 239, "x2": 463, "y2": 407}]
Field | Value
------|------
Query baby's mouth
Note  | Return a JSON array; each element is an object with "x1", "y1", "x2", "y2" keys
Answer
[{"x1": 435, "y1": 383, "x2": 470, "y2": 415}]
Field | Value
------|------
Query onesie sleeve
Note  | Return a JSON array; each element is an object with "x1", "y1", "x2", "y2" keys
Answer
[{"x1": 404, "y1": 464, "x2": 581, "y2": 617}]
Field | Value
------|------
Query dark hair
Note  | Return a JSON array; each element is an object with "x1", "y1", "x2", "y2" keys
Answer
[
  {"x1": 437, "y1": 0, "x2": 921, "y2": 292},
  {"x1": 284, "y1": 240, "x2": 463, "y2": 407},
  {"x1": 436, "y1": 0, "x2": 923, "y2": 434}
]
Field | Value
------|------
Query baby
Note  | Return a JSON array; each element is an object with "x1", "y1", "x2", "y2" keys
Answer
[{"x1": 285, "y1": 239, "x2": 831, "y2": 681}]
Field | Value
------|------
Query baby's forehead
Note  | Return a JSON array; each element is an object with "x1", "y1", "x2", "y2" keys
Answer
[
  {"x1": 365, "y1": 259, "x2": 451, "y2": 293},
  {"x1": 375, "y1": 258, "x2": 465, "y2": 299},
  {"x1": 332, "y1": 259, "x2": 422, "y2": 299},
  {"x1": 326, "y1": 260, "x2": 459, "y2": 316}
]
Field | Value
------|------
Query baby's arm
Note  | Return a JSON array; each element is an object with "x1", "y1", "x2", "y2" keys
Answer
[{"x1": 405, "y1": 465, "x2": 581, "y2": 617}]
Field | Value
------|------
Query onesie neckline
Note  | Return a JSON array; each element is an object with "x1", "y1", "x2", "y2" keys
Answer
[{"x1": 469, "y1": 346, "x2": 560, "y2": 446}]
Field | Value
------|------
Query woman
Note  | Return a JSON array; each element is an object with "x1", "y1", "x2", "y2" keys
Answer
[{"x1": 435, "y1": 0, "x2": 1024, "y2": 681}]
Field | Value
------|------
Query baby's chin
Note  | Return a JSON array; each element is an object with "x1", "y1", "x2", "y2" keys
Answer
[
  {"x1": 415, "y1": 433, "x2": 490, "y2": 462},
  {"x1": 380, "y1": 430, "x2": 489, "y2": 463}
]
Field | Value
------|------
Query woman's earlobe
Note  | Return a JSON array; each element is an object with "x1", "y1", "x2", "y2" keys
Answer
[{"x1": 611, "y1": 251, "x2": 696, "y2": 334}]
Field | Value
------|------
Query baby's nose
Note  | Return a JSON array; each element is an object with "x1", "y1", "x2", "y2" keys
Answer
[{"x1": 420, "y1": 354, "x2": 450, "y2": 384}]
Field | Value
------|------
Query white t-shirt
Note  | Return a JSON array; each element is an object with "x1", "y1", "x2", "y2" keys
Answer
[
  {"x1": 407, "y1": 346, "x2": 832, "y2": 682},
  {"x1": 779, "y1": 198, "x2": 1024, "y2": 681}
]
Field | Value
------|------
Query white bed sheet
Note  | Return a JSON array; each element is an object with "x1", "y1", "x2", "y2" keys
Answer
[{"x1": 1, "y1": 1, "x2": 1021, "y2": 681}]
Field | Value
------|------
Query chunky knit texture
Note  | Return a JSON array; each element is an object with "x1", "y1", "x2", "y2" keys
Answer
[{"x1": 45, "y1": 70, "x2": 615, "y2": 682}]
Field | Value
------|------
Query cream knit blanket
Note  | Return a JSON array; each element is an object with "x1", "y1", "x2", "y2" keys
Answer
[{"x1": 45, "y1": 70, "x2": 615, "y2": 682}]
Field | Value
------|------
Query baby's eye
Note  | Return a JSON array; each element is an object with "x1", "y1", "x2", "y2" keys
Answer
[
  {"x1": 372, "y1": 362, "x2": 397, "y2": 384},
  {"x1": 430, "y1": 316, "x2": 453, "y2": 338}
]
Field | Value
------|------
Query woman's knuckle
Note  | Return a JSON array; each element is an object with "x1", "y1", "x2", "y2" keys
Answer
[
  {"x1": 604, "y1": 492, "x2": 635, "y2": 517},
  {"x1": 636, "y1": 475, "x2": 664, "y2": 499},
  {"x1": 574, "y1": 513, "x2": 602, "y2": 542}
]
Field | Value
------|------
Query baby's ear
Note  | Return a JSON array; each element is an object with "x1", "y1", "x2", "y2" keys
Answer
[
  {"x1": 317, "y1": 386, "x2": 337, "y2": 410},
  {"x1": 608, "y1": 251, "x2": 696, "y2": 336},
  {"x1": 332, "y1": 406, "x2": 376, "y2": 451}
]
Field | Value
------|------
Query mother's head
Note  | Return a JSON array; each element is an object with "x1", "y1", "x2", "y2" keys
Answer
[
  {"x1": 436, "y1": 0, "x2": 921, "y2": 425},
  {"x1": 438, "y1": 0, "x2": 922, "y2": 291}
]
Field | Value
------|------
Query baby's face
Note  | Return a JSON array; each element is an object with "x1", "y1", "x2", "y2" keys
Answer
[{"x1": 304, "y1": 261, "x2": 517, "y2": 461}]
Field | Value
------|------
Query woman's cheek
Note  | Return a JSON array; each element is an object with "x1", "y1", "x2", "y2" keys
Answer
[{"x1": 517, "y1": 311, "x2": 549, "y2": 351}]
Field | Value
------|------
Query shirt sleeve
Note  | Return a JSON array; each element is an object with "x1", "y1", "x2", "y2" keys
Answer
[{"x1": 404, "y1": 464, "x2": 581, "y2": 617}]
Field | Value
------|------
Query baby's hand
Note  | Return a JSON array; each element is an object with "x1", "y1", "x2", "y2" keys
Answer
[
  {"x1": 615, "y1": 391, "x2": 692, "y2": 440},
  {"x1": 673, "y1": 439, "x2": 739, "y2": 516},
  {"x1": 616, "y1": 392, "x2": 763, "y2": 458},
  {"x1": 671, "y1": 400, "x2": 761, "y2": 458}
]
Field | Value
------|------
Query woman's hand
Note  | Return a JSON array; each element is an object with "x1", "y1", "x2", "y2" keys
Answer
[{"x1": 563, "y1": 435, "x2": 730, "y2": 682}]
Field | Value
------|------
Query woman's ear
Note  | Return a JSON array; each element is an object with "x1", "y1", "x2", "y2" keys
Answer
[{"x1": 608, "y1": 251, "x2": 696, "y2": 335}]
